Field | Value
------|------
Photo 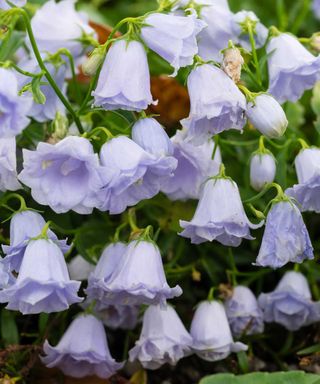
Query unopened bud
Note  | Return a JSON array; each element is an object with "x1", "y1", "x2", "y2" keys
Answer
[
  {"x1": 48, "y1": 112, "x2": 69, "y2": 143},
  {"x1": 310, "y1": 33, "x2": 320, "y2": 52},
  {"x1": 82, "y1": 49, "x2": 105, "y2": 76},
  {"x1": 222, "y1": 47, "x2": 244, "y2": 83}
]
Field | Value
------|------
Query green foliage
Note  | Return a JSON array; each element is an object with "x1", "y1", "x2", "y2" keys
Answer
[{"x1": 1, "y1": 309, "x2": 19, "y2": 346}]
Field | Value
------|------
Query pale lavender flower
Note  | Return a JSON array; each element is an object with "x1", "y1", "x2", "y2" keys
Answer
[
  {"x1": 312, "y1": 0, "x2": 320, "y2": 19},
  {"x1": 258, "y1": 271, "x2": 320, "y2": 331},
  {"x1": 0, "y1": 239, "x2": 82, "y2": 314},
  {"x1": 92, "y1": 240, "x2": 182, "y2": 307},
  {"x1": 161, "y1": 129, "x2": 221, "y2": 200},
  {"x1": 267, "y1": 33, "x2": 320, "y2": 103},
  {"x1": 93, "y1": 40, "x2": 155, "y2": 111},
  {"x1": 286, "y1": 148, "x2": 320, "y2": 213},
  {"x1": 0, "y1": 0, "x2": 26, "y2": 9},
  {"x1": 0, "y1": 68, "x2": 31, "y2": 138},
  {"x1": 197, "y1": 3, "x2": 234, "y2": 61},
  {"x1": 232, "y1": 11, "x2": 268, "y2": 51},
  {"x1": 17, "y1": 57, "x2": 66, "y2": 122},
  {"x1": 0, "y1": 138, "x2": 21, "y2": 192},
  {"x1": 246, "y1": 94, "x2": 288, "y2": 138},
  {"x1": 41, "y1": 314, "x2": 123, "y2": 378},
  {"x1": 224, "y1": 286, "x2": 264, "y2": 337},
  {"x1": 19, "y1": 136, "x2": 101, "y2": 214},
  {"x1": 2, "y1": 210, "x2": 69, "y2": 272},
  {"x1": 29, "y1": 0, "x2": 95, "y2": 58},
  {"x1": 141, "y1": 12, "x2": 205, "y2": 76},
  {"x1": 255, "y1": 199, "x2": 314, "y2": 269},
  {"x1": 0, "y1": 259, "x2": 15, "y2": 290},
  {"x1": 96, "y1": 135, "x2": 176, "y2": 214},
  {"x1": 190, "y1": 301, "x2": 247, "y2": 361},
  {"x1": 250, "y1": 152, "x2": 276, "y2": 191},
  {"x1": 181, "y1": 64, "x2": 247, "y2": 145},
  {"x1": 129, "y1": 304, "x2": 192, "y2": 369},
  {"x1": 94, "y1": 302, "x2": 139, "y2": 330},
  {"x1": 68, "y1": 255, "x2": 95, "y2": 281},
  {"x1": 180, "y1": 176, "x2": 262, "y2": 246}
]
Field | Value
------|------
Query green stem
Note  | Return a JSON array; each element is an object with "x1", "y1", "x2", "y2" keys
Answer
[
  {"x1": 18, "y1": 9, "x2": 84, "y2": 134},
  {"x1": 3, "y1": 193, "x2": 28, "y2": 211},
  {"x1": 207, "y1": 287, "x2": 215, "y2": 301},
  {"x1": 291, "y1": 0, "x2": 310, "y2": 35},
  {"x1": 243, "y1": 182, "x2": 284, "y2": 204},
  {"x1": 0, "y1": 61, "x2": 43, "y2": 78},
  {"x1": 247, "y1": 22, "x2": 262, "y2": 87},
  {"x1": 276, "y1": 0, "x2": 288, "y2": 31},
  {"x1": 228, "y1": 248, "x2": 237, "y2": 285},
  {"x1": 297, "y1": 138, "x2": 309, "y2": 150}
]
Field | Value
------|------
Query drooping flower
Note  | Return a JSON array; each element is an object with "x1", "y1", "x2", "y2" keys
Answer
[
  {"x1": 141, "y1": 12, "x2": 205, "y2": 76},
  {"x1": 267, "y1": 33, "x2": 320, "y2": 103},
  {"x1": 17, "y1": 57, "x2": 67, "y2": 122},
  {"x1": 92, "y1": 39, "x2": 155, "y2": 111},
  {"x1": 224, "y1": 286, "x2": 264, "y2": 337},
  {"x1": 2, "y1": 210, "x2": 69, "y2": 272},
  {"x1": 190, "y1": 301, "x2": 247, "y2": 361},
  {"x1": 0, "y1": 138, "x2": 21, "y2": 192},
  {"x1": 286, "y1": 148, "x2": 320, "y2": 213},
  {"x1": 180, "y1": 173, "x2": 262, "y2": 246},
  {"x1": 129, "y1": 304, "x2": 192, "y2": 369},
  {"x1": 255, "y1": 199, "x2": 314, "y2": 269},
  {"x1": 19, "y1": 136, "x2": 101, "y2": 214},
  {"x1": 258, "y1": 271, "x2": 320, "y2": 331},
  {"x1": 312, "y1": 0, "x2": 320, "y2": 19},
  {"x1": 94, "y1": 301, "x2": 139, "y2": 330},
  {"x1": 250, "y1": 152, "x2": 276, "y2": 191},
  {"x1": 41, "y1": 314, "x2": 123, "y2": 378},
  {"x1": 246, "y1": 94, "x2": 288, "y2": 138},
  {"x1": 68, "y1": 255, "x2": 95, "y2": 281},
  {"x1": 96, "y1": 135, "x2": 176, "y2": 214},
  {"x1": 232, "y1": 11, "x2": 268, "y2": 51},
  {"x1": 89, "y1": 239, "x2": 182, "y2": 307},
  {"x1": 0, "y1": 239, "x2": 82, "y2": 314},
  {"x1": 0, "y1": 0, "x2": 26, "y2": 9},
  {"x1": 161, "y1": 129, "x2": 221, "y2": 200},
  {"x1": 181, "y1": 64, "x2": 247, "y2": 145},
  {"x1": 197, "y1": 3, "x2": 234, "y2": 61},
  {"x1": 29, "y1": 0, "x2": 95, "y2": 58},
  {"x1": 0, "y1": 259, "x2": 15, "y2": 290},
  {"x1": 0, "y1": 68, "x2": 31, "y2": 138}
]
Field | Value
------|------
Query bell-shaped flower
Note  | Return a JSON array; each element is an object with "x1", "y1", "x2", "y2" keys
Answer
[
  {"x1": 313, "y1": 0, "x2": 320, "y2": 19},
  {"x1": 258, "y1": 271, "x2": 320, "y2": 331},
  {"x1": 129, "y1": 304, "x2": 192, "y2": 369},
  {"x1": 0, "y1": 0, "x2": 25, "y2": 9},
  {"x1": 180, "y1": 172, "x2": 262, "y2": 246},
  {"x1": 0, "y1": 239, "x2": 82, "y2": 314},
  {"x1": 0, "y1": 68, "x2": 31, "y2": 138},
  {"x1": 2, "y1": 210, "x2": 69, "y2": 272},
  {"x1": 94, "y1": 302, "x2": 139, "y2": 330},
  {"x1": 197, "y1": 3, "x2": 234, "y2": 61},
  {"x1": 19, "y1": 136, "x2": 101, "y2": 214},
  {"x1": 68, "y1": 255, "x2": 95, "y2": 281},
  {"x1": 0, "y1": 138, "x2": 21, "y2": 192},
  {"x1": 250, "y1": 152, "x2": 276, "y2": 191},
  {"x1": 29, "y1": 0, "x2": 95, "y2": 58},
  {"x1": 267, "y1": 33, "x2": 320, "y2": 103},
  {"x1": 246, "y1": 94, "x2": 288, "y2": 138},
  {"x1": 190, "y1": 301, "x2": 247, "y2": 361},
  {"x1": 286, "y1": 148, "x2": 320, "y2": 213},
  {"x1": 0, "y1": 259, "x2": 15, "y2": 290},
  {"x1": 141, "y1": 12, "x2": 205, "y2": 76},
  {"x1": 41, "y1": 314, "x2": 123, "y2": 378},
  {"x1": 96, "y1": 135, "x2": 175, "y2": 214},
  {"x1": 92, "y1": 39, "x2": 155, "y2": 111},
  {"x1": 181, "y1": 64, "x2": 247, "y2": 145},
  {"x1": 232, "y1": 11, "x2": 268, "y2": 51},
  {"x1": 255, "y1": 198, "x2": 314, "y2": 269},
  {"x1": 91, "y1": 239, "x2": 182, "y2": 307},
  {"x1": 162, "y1": 129, "x2": 221, "y2": 200},
  {"x1": 86, "y1": 242, "x2": 128, "y2": 306},
  {"x1": 224, "y1": 286, "x2": 264, "y2": 337},
  {"x1": 17, "y1": 57, "x2": 67, "y2": 122}
]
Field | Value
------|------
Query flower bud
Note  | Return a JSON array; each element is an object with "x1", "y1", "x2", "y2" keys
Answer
[
  {"x1": 250, "y1": 152, "x2": 276, "y2": 191},
  {"x1": 82, "y1": 49, "x2": 105, "y2": 76},
  {"x1": 246, "y1": 94, "x2": 288, "y2": 138},
  {"x1": 310, "y1": 33, "x2": 320, "y2": 52},
  {"x1": 222, "y1": 47, "x2": 244, "y2": 83}
]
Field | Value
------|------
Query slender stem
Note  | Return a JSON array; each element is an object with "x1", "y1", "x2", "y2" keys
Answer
[
  {"x1": 19, "y1": 9, "x2": 84, "y2": 133},
  {"x1": 228, "y1": 248, "x2": 237, "y2": 286},
  {"x1": 247, "y1": 22, "x2": 262, "y2": 87},
  {"x1": 276, "y1": 0, "x2": 287, "y2": 31},
  {"x1": 0, "y1": 61, "x2": 43, "y2": 78},
  {"x1": 243, "y1": 182, "x2": 284, "y2": 204},
  {"x1": 291, "y1": 0, "x2": 310, "y2": 35}
]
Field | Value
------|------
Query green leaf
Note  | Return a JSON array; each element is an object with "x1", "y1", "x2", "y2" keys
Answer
[
  {"x1": 31, "y1": 76, "x2": 46, "y2": 104},
  {"x1": 311, "y1": 82, "x2": 320, "y2": 116},
  {"x1": 200, "y1": 372, "x2": 320, "y2": 384},
  {"x1": 1, "y1": 309, "x2": 19, "y2": 346},
  {"x1": 297, "y1": 343, "x2": 320, "y2": 355}
]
